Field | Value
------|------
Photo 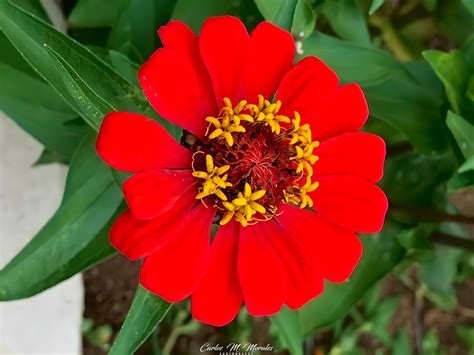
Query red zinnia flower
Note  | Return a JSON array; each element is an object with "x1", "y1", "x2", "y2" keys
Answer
[{"x1": 96, "y1": 16, "x2": 388, "y2": 326}]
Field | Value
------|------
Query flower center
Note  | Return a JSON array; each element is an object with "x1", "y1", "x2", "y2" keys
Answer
[{"x1": 190, "y1": 95, "x2": 319, "y2": 227}]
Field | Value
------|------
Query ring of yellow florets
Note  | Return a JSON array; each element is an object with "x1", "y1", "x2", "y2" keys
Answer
[{"x1": 192, "y1": 95, "x2": 320, "y2": 227}]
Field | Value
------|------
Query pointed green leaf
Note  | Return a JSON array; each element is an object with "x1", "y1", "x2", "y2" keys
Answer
[
  {"x1": 291, "y1": 0, "x2": 316, "y2": 38},
  {"x1": 459, "y1": 156, "x2": 474, "y2": 173},
  {"x1": 369, "y1": 0, "x2": 385, "y2": 15},
  {"x1": 0, "y1": 0, "x2": 149, "y2": 130},
  {"x1": 446, "y1": 110, "x2": 474, "y2": 159},
  {"x1": 110, "y1": 286, "x2": 172, "y2": 354},
  {"x1": 321, "y1": 0, "x2": 370, "y2": 45},
  {"x1": 423, "y1": 49, "x2": 469, "y2": 115},
  {"x1": 0, "y1": 134, "x2": 122, "y2": 300}
]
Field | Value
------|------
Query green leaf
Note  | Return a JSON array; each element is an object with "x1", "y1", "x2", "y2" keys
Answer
[
  {"x1": 0, "y1": 62, "x2": 87, "y2": 159},
  {"x1": 108, "y1": 0, "x2": 176, "y2": 63},
  {"x1": 68, "y1": 0, "x2": 127, "y2": 28},
  {"x1": 34, "y1": 149, "x2": 69, "y2": 165},
  {"x1": 446, "y1": 110, "x2": 474, "y2": 159},
  {"x1": 420, "y1": 246, "x2": 462, "y2": 298},
  {"x1": 448, "y1": 170, "x2": 474, "y2": 191},
  {"x1": 45, "y1": 45, "x2": 116, "y2": 130},
  {"x1": 321, "y1": 0, "x2": 370, "y2": 45},
  {"x1": 110, "y1": 286, "x2": 172, "y2": 354},
  {"x1": 456, "y1": 326, "x2": 474, "y2": 352},
  {"x1": 109, "y1": 50, "x2": 140, "y2": 86},
  {"x1": 255, "y1": 0, "x2": 315, "y2": 37},
  {"x1": 255, "y1": 0, "x2": 297, "y2": 31},
  {"x1": 0, "y1": 0, "x2": 149, "y2": 131},
  {"x1": 392, "y1": 330, "x2": 411, "y2": 355},
  {"x1": 422, "y1": 328, "x2": 443, "y2": 355},
  {"x1": 369, "y1": 0, "x2": 385, "y2": 15},
  {"x1": 270, "y1": 307, "x2": 303, "y2": 355},
  {"x1": 301, "y1": 32, "x2": 414, "y2": 86},
  {"x1": 9, "y1": 0, "x2": 50, "y2": 21},
  {"x1": 368, "y1": 297, "x2": 400, "y2": 344},
  {"x1": 298, "y1": 222, "x2": 406, "y2": 335},
  {"x1": 291, "y1": 0, "x2": 316, "y2": 39},
  {"x1": 459, "y1": 156, "x2": 474, "y2": 173},
  {"x1": 0, "y1": 134, "x2": 122, "y2": 300},
  {"x1": 423, "y1": 49, "x2": 469, "y2": 115}
]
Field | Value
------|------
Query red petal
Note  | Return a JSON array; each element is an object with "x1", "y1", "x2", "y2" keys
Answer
[
  {"x1": 315, "y1": 132, "x2": 386, "y2": 183},
  {"x1": 240, "y1": 22, "x2": 295, "y2": 103},
  {"x1": 314, "y1": 83, "x2": 369, "y2": 140},
  {"x1": 278, "y1": 205, "x2": 363, "y2": 283},
  {"x1": 110, "y1": 187, "x2": 198, "y2": 260},
  {"x1": 139, "y1": 48, "x2": 211, "y2": 139},
  {"x1": 199, "y1": 16, "x2": 250, "y2": 104},
  {"x1": 192, "y1": 222, "x2": 243, "y2": 326},
  {"x1": 238, "y1": 224, "x2": 286, "y2": 316},
  {"x1": 123, "y1": 169, "x2": 194, "y2": 220},
  {"x1": 260, "y1": 221, "x2": 324, "y2": 310},
  {"x1": 96, "y1": 112, "x2": 191, "y2": 172},
  {"x1": 158, "y1": 21, "x2": 217, "y2": 120},
  {"x1": 310, "y1": 175, "x2": 388, "y2": 233},
  {"x1": 276, "y1": 57, "x2": 369, "y2": 140},
  {"x1": 276, "y1": 56, "x2": 339, "y2": 123},
  {"x1": 140, "y1": 204, "x2": 215, "y2": 302}
]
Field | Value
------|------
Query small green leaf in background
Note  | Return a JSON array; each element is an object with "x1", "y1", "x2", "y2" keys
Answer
[
  {"x1": 291, "y1": 0, "x2": 316, "y2": 39},
  {"x1": 271, "y1": 307, "x2": 303, "y2": 355},
  {"x1": 423, "y1": 328, "x2": 443, "y2": 355},
  {"x1": 369, "y1": 0, "x2": 385, "y2": 15},
  {"x1": 255, "y1": 0, "x2": 315, "y2": 38},
  {"x1": 108, "y1": 0, "x2": 176, "y2": 63},
  {"x1": 367, "y1": 297, "x2": 400, "y2": 344},
  {"x1": 420, "y1": 246, "x2": 461, "y2": 310},
  {"x1": 423, "y1": 49, "x2": 470, "y2": 116},
  {"x1": 109, "y1": 286, "x2": 172, "y2": 354},
  {"x1": 68, "y1": 0, "x2": 127, "y2": 28},
  {"x1": 446, "y1": 110, "x2": 474, "y2": 159},
  {"x1": 392, "y1": 330, "x2": 411, "y2": 355},
  {"x1": 459, "y1": 156, "x2": 474, "y2": 173},
  {"x1": 456, "y1": 326, "x2": 474, "y2": 353},
  {"x1": 0, "y1": 134, "x2": 122, "y2": 300},
  {"x1": 320, "y1": 0, "x2": 371, "y2": 45}
]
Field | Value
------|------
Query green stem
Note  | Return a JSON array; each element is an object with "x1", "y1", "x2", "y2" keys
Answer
[{"x1": 369, "y1": 14, "x2": 415, "y2": 62}]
